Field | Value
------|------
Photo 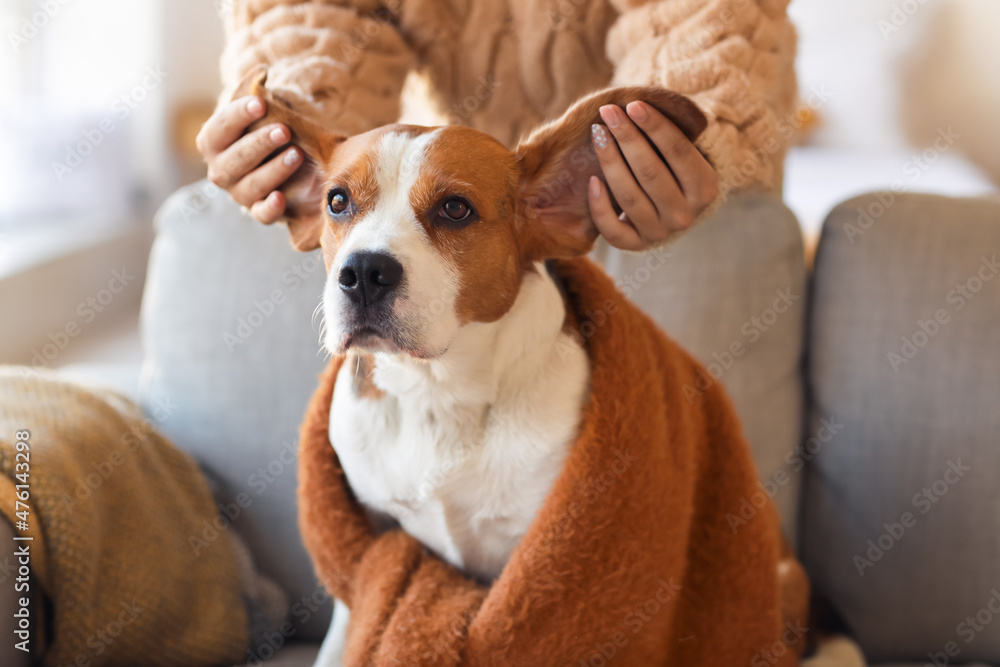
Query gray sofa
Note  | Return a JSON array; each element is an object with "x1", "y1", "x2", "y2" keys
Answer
[{"x1": 60, "y1": 184, "x2": 1000, "y2": 664}]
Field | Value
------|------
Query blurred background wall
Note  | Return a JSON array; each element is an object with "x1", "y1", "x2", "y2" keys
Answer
[
  {"x1": 898, "y1": 0, "x2": 1000, "y2": 186},
  {"x1": 790, "y1": 0, "x2": 1000, "y2": 170},
  {"x1": 786, "y1": 0, "x2": 999, "y2": 231},
  {"x1": 0, "y1": 0, "x2": 225, "y2": 367}
]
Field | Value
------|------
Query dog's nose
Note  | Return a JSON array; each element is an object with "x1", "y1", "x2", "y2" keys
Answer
[{"x1": 338, "y1": 252, "x2": 404, "y2": 307}]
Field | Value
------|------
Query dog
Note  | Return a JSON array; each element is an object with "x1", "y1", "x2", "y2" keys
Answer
[{"x1": 229, "y1": 66, "x2": 859, "y2": 667}]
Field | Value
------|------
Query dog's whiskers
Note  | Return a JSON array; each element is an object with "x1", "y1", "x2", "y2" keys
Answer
[
  {"x1": 311, "y1": 299, "x2": 324, "y2": 328},
  {"x1": 312, "y1": 295, "x2": 330, "y2": 352}
]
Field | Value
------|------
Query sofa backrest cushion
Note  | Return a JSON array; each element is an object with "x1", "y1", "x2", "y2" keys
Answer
[
  {"x1": 140, "y1": 181, "x2": 332, "y2": 640},
  {"x1": 801, "y1": 192, "x2": 1000, "y2": 662}
]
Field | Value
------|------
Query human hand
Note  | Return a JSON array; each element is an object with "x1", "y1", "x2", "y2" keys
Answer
[
  {"x1": 195, "y1": 95, "x2": 304, "y2": 223},
  {"x1": 588, "y1": 101, "x2": 718, "y2": 251}
]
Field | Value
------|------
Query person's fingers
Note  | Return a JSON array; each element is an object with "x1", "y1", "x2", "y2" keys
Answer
[
  {"x1": 604, "y1": 102, "x2": 688, "y2": 225},
  {"x1": 590, "y1": 116, "x2": 659, "y2": 239},
  {"x1": 625, "y1": 100, "x2": 718, "y2": 208},
  {"x1": 196, "y1": 96, "x2": 266, "y2": 157},
  {"x1": 250, "y1": 191, "x2": 287, "y2": 224},
  {"x1": 587, "y1": 176, "x2": 644, "y2": 251},
  {"x1": 207, "y1": 123, "x2": 290, "y2": 190},
  {"x1": 229, "y1": 146, "x2": 303, "y2": 208}
]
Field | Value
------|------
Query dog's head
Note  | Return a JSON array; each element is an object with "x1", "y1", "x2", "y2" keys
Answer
[{"x1": 233, "y1": 66, "x2": 706, "y2": 359}]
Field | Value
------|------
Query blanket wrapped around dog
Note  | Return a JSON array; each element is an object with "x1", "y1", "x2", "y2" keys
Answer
[
  {"x1": 298, "y1": 258, "x2": 806, "y2": 666},
  {"x1": 0, "y1": 369, "x2": 249, "y2": 666}
]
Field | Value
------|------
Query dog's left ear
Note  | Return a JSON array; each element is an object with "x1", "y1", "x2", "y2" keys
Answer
[
  {"x1": 232, "y1": 65, "x2": 346, "y2": 251},
  {"x1": 514, "y1": 86, "x2": 708, "y2": 260}
]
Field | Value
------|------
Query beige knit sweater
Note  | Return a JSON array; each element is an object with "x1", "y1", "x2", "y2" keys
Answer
[{"x1": 219, "y1": 0, "x2": 797, "y2": 202}]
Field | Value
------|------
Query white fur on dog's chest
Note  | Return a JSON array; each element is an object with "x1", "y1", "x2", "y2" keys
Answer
[{"x1": 328, "y1": 269, "x2": 589, "y2": 581}]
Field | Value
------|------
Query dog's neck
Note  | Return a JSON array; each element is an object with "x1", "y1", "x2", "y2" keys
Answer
[{"x1": 353, "y1": 263, "x2": 572, "y2": 419}]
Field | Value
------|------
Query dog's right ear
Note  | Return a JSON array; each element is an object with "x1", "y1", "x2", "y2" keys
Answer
[{"x1": 232, "y1": 65, "x2": 346, "y2": 251}]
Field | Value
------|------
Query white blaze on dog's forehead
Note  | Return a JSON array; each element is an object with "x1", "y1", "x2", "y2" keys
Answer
[
  {"x1": 376, "y1": 129, "x2": 441, "y2": 206},
  {"x1": 323, "y1": 127, "x2": 461, "y2": 358},
  {"x1": 335, "y1": 129, "x2": 443, "y2": 261}
]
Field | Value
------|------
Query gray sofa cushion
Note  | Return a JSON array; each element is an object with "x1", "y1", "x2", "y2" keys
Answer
[
  {"x1": 139, "y1": 181, "x2": 332, "y2": 639},
  {"x1": 801, "y1": 193, "x2": 1000, "y2": 663},
  {"x1": 595, "y1": 192, "x2": 808, "y2": 543}
]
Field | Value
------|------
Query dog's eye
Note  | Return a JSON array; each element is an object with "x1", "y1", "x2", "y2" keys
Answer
[
  {"x1": 327, "y1": 189, "x2": 350, "y2": 217},
  {"x1": 438, "y1": 197, "x2": 474, "y2": 223}
]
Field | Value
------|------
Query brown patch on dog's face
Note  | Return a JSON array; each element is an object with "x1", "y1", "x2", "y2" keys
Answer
[
  {"x1": 315, "y1": 130, "x2": 389, "y2": 273},
  {"x1": 409, "y1": 126, "x2": 523, "y2": 324}
]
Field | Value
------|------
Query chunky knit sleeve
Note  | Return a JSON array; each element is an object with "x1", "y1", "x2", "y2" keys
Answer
[
  {"x1": 606, "y1": 0, "x2": 798, "y2": 199},
  {"x1": 219, "y1": 0, "x2": 414, "y2": 136}
]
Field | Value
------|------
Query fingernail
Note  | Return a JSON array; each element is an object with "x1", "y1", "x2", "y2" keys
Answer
[
  {"x1": 247, "y1": 97, "x2": 264, "y2": 117},
  {"x1": 626, "y1": 101, "x2": 647, "y2": 122},
  {"x1": 589, "y1": 176, "x2": 601, "y2": 199},
  {"x1": 591, "y1": 124, "x2": 609, "y2": 150},
  {"x1": 270, "y1": 126, "x2": 288, "y2": 144},
  {"x1": 267, "y1": 191, "x2": 281, "y2": 207},
  {"x1": 599, "y1": 105, "x2": 621, "y2": 128},
  {"x1": 284, "y1": 148, "x2": 300, "y2": 166}
]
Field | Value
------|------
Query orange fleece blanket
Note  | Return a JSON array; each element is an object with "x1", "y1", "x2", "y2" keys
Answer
[{"x1": 297, "y1": 257, "x2": 807, "y2": 666}]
